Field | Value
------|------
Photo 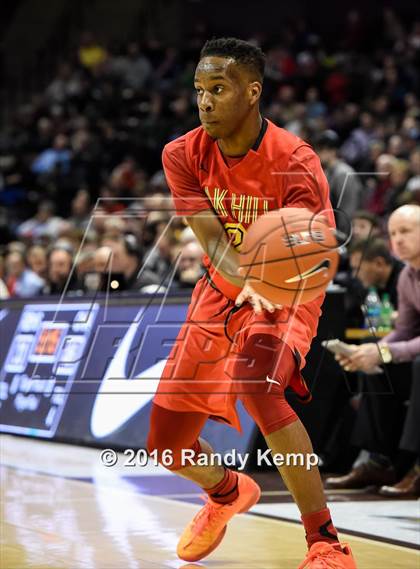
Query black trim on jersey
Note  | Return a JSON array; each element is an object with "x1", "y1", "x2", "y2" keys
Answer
[
  {"x1": 224, "y1": 304, "x2": 244, "y2": 343},
  {"x1": 205, "y1": 270, "x2": 223, "y2": 293},
  {"x1": 251, "y1": 117, "x2": 268, "y2": 152},
  {"x1": 204, "y1": 270, "x2": 233, "y2": 318}
]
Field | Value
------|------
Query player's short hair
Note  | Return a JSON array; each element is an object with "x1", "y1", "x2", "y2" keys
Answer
[
  {"x1": 200, "y1": 37, "x2": 265, "y2": 82},
  {"x1": 349, "y1": 238, "x2": 393, "y2": 264}
]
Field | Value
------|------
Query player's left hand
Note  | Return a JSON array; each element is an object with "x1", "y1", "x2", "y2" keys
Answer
[
  {"x1": 235, "y1": 276, "x2": 282, "y2": 315},
  {"x1": 335, "y1": 343, "x2": 381, "y2": 373}
]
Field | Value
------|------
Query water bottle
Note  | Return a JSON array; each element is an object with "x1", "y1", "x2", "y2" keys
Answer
[
  {"x1": 379, "y1": 293, "x2": 394, "y2": 332},
  {"x1": 363, "y1": 286, "x2": 382, "y2": 330}
]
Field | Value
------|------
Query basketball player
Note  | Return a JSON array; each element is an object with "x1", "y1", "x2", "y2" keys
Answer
[{"x1": 147, "y1": 38, "x2": 356, "y2": 568}]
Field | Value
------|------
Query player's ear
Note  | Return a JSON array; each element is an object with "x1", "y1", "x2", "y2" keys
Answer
[{"x1": 248, "y1": 81, "x2": 262, "y2": 105}]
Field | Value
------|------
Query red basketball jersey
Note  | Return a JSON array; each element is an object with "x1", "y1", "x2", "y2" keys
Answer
[
  {"x1": 162, "y1": 119, "x2": 335, "y2": 366},
  {"x1": 164, "y1": 118, "x2": 334, "y2": 291}
]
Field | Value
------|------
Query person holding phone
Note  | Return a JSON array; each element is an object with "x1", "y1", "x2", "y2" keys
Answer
[{"x1": 329, "y1": 204, "x2": 420, "y2": 495}]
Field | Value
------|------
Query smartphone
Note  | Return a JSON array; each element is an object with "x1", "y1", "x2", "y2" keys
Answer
[
  {"x1": 321, "y1": 339, "x2": 356, "y2": 357},
  {"x1": 321, "y1": 339, "x2": 383, "y2": 374}
]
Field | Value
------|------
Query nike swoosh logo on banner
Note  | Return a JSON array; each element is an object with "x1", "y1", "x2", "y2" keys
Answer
[
  {"x1": 284, "y1": 260, "x2": 330, "y2": 284},
  {"x1": 90, "y1": 308, "x2": 167, "y2": 438},
  {"x1": 0, "y1": 309, "x2": 9, "y2": 323}
]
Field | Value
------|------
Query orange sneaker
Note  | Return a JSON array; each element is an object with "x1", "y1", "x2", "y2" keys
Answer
[
  {"x1": 298, "y1": 542, "x2": 357, "y2": 568},
  {"x1": 177, "y1": 472, "x2": 261, "y2": 562}
]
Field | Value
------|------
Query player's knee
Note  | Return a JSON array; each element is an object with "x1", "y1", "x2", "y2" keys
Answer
[
  {"x1": 259, "y1": 407, "x2": 299, "y2": 436},
  {"x1": 241, "y1": 392, "x2": 298, "y2": 436}
]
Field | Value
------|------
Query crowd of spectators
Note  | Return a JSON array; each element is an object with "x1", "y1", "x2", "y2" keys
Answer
[{"x1": 0, "y1": 9, "x2": 419, "y2": 299}]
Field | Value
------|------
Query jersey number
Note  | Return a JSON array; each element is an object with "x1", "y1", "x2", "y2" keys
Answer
[{"x1": 224, "y1": 222, "x2": 246, "y2": 250}]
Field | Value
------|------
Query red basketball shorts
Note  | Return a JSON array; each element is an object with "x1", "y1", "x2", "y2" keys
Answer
[{"x1": 152, "y1": 272, "x2": 321, "y2": 432}]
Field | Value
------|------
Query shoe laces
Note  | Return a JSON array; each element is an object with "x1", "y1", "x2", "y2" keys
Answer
[
  {"x1": 298, "y1": 542, "x2": 346, "y2": 569},
  {"x1": 190, "y1": 495, "x2": 227, "y2": 539}
]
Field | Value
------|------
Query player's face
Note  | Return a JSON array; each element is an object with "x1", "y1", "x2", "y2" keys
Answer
[{"x1": 194, "y1": 56, "x2": 255, "y2": 139}]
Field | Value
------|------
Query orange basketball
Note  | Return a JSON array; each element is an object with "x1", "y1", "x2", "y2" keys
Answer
[{"x1": 239, "y1": 208, "x2": 339, "y2": 306}]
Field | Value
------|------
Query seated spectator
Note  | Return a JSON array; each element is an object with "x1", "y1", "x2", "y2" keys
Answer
[
  {"x1": 5, "y1": 250, "x2": 44, "y2": 297},
  {"x1": 398, "y1": 147, "x2": 420, "y2": 206},
  {"x1": 314, "y1": 130, "x2": 363, "y2": 233},
  {"x1": 171, "y1": 241, "x2": 204, "y2": 290},
  {"x1": 385, "y1": 159, "x2": 411, "y2": 213},
  {"x1": 400, "y1": 177, "x2": 420, "y2": 207},
  {"x1": 178, "y1": 224, "x2": 199, "y2": 246},
  {"x1": 0, "y1": 255, "x2": 9, "y2": 299},
  {"x1": 93, "y1": 246, "x2": 112, "y2": 274},
  {"x1": 5, "y1": 241, "x2": 26, "y2": 255},
  {"x1": 142, "y1": 228, "x2": 176, "y2": 285},
  {"x1": 351, "y1": 210, "x2": 382, "y2": 241},
  {"x1": 45, "y1": 62, "x2": 82, "y2": 104},
  {"x1": 76, "y1": 249, "x2": 96, "y2": 284},
  {"x1": 81, "y1": 246, "x2": 112, "y2": 292},
  {"x1": 0, "y1": 277, "x2": 9, "y2": 299},
  {"x1": 26, "y1": 245, "x2": 48, "y2": 280},
  {"x1": 17, "y1": 201, "x2": 64, "y2": 242},
  {"x1": 111, "y1": 41, "x2": 152, "y2": 91},
  {"x1": 348, "y1": 238, "x2": 404, "y2": 308},
  {"x1": 340, "y1": 112, "x2": 377, "y2": 168},
  {"x1": 327, "y1": 205, "x2": 420, "y2": 496},
  {"x1": 407, "y1": 148, "x2": 420, "y2": 191},
  {"x1": 109, "y1": 157, "x2": 143, "y2": 196},
  {"x1": 100, "y1": 233, "x2": 163, "y2": 292},
  {"x1": 43, "y1": 243, "x2": 81, "y2": 295},
  {"x1": 68, "y1": 189, "x2": 92, "y2": 231},
  {"x1": 366, "y1": 154, "x2": 396, "y2": 215},
  {"x1": 102, "y1": 216, "x2": 127, "y2": 239},
  {"x1": 334, "y1": 211, "x2": 382, "y2": 316},
  {"x1": 31, "y1": 134, "x2": 72, "y2": 177},
  {"x1": 336, "y1": 237, "x2": 403, "y2": 328},
  {"x1": 78, "y1": 31, "x2": 107, "y2": 70}
]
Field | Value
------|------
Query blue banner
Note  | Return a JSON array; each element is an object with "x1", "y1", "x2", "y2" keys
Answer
[{"x1": 0, "y1": 294, "x2": 258, "y2": 456}]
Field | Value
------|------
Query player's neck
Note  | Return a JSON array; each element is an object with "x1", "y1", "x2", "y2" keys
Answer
[{"x1": 217, "y1": 112, "x2": 262, "y2": 157}]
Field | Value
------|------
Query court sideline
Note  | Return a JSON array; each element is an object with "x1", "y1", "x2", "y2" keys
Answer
[{"x1": 1, "y1": 435, "x2": 419, "y2": 569}]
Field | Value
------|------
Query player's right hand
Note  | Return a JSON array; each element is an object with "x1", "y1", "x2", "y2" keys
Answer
[{"x1": 235, "y1": 280, "x2": 282, "y2": 315}]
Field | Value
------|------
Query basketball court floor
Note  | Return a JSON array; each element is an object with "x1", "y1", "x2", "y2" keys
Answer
[{"x1": 1, "y1": 434, "x2": 419, "y2": 568}]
